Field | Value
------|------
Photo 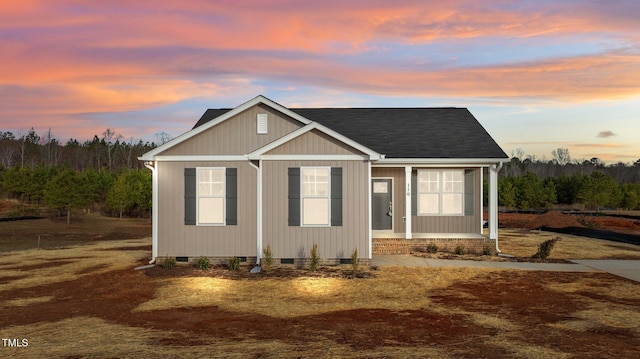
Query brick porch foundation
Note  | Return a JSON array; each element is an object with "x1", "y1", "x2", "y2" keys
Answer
[{"x1": 373, "y1": 237, "x2": 495, "y2": 255}]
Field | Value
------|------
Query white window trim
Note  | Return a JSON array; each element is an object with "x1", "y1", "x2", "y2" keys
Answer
[
  {"x1": 300, "y1": 166, "x2": 331, "y2": 227},
  {"x1": 417, "y1": 169, "x2": 464, "y2": 216},
  {"x1": 196, "y1": 167, "x2": 226, "y2": 226}
]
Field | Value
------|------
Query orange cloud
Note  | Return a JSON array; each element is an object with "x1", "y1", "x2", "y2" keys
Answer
[{"x1": 1, "y1": 0, "x2": 639, "y2": 161}]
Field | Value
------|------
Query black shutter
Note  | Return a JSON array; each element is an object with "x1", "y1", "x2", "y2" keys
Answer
[
  {"x1": 464, "y1": 169, "x2": 474, "y2": 216},
  {"x1": 184, "y1": 168, "x2": 196, "y2": 225},
  {"x1": 226, "y1": 168, "x2": 237, "y2": 225},
  {"x1": 331, "y1": 167, "x2": 343, "y2": 226},
  {"x1": 288, "y1": 168, "x2": 300, "y2": 226},
  {"x1": 411, "y1": 170, "x2": 417, "y2": 216}
]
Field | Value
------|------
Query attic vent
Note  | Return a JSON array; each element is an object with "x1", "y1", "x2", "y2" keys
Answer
[{"x1": 257, "y1": 114, "x2": 268, "y2": 134}]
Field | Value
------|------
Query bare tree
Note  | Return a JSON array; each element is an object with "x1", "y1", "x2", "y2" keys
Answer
[
  {"x1": 511, "y1": 148, "x2": 525, "y2": 160},
  {"x1": 155, "y1": 131, "x2": 172, "y2": 145},
  {"x1": 42, "y1": 128, "x2": 63, "y2": 168},
  {"x1": 0, "y1": 131, "x2": 17, "y2": 167},
  {"x1": 552, "y1": 148, "x2": 571, "y2": 166},
  {"x1": 102, "y1": 128, "x2": 123, "y2": 171}
]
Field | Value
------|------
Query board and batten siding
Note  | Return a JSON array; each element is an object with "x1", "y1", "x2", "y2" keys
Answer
[
  {"x1": 160, "y1": 104, "x2": 302, "y2": 156},
  {"x1": 262, "y1": 160, "x2": 370, "y2": 259},
  {"x1": 157, "y1": 161, "x2": 257, "y2": 257},
  {"x1": 371, "y1": 167, "x2": 481, "y2": 235},
  {"x1": 266, "y1": 129, "x2": 365, "y2": 155}
]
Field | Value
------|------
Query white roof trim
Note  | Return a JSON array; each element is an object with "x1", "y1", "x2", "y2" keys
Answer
[
  {"x1": 139, "y1": 95, "x2": 313, "y2": 160},
  {"x1": 260, "y1": 155, "x2": 367, "y2": 161},
  {"x1": 153, "y1": 155, "x2": 248, "y2": 162},
  {"x1": 373, "y1": 158, "x2": 507, "y2": 166},
  {"x1": 247, "y1": 121, "x2": 382, "y2": 160}
]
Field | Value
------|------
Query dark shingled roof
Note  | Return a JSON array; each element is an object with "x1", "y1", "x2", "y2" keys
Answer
[{"x1": 194, "y1": 107, "x2": 508, "y2": 159}]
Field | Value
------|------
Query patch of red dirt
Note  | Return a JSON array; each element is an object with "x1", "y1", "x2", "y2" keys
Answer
[
  {"x1": 144, "y1": 264, "x2": 374, "y2": 279},
  {"x1": 2, "y1": 260, "x2": 74, "y2": 271},
  {"x1": 2, "y1": 264, "x2": 639, "y2": 357},
  {"x1": 500, "y1": 211, "x2": 640, "y2": 239},
  {"x1": 591, "y1": 216, "x2": 640, "y2": 231},
  {"x1": 431, "y1": 271, "x2": 640, "y2": 357},
  {"x1": 500, "y1": 211, "x2": 582, "y2": 229}
]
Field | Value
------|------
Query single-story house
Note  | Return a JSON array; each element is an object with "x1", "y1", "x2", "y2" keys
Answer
[{"x1": 139, "y1": 95, "x2": 508, "y2": 266}]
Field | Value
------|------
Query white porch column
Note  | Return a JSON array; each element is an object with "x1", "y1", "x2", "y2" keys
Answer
[
  {"x1": 405, "y1": 166, "x2": 412, "y2": 239},
  {"x1": 488, "y1": 164, "x2": 499, "y2": 241}
]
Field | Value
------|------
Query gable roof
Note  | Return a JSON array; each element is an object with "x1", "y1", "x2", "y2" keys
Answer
[
  {"x1": 140, "y1": 95, "x2": 312, "y2": 160},
  {"x1": 194, "y1": 105, "x2": 508, "y2": 159},
  {"x1": 292, "y1": 108, "x2": 507, "y2": 159},
  {"x1": 247, "y1": 121, "x2": 380, "y2": 160}
]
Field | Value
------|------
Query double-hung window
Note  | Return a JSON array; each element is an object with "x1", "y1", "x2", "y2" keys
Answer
[
  {"x1": 301, "y1": 167, "x2": 330, "y2": 226},
  {"x1": 197, "y1": 168, "x2": 225, "y2": 225},
  {"x1": 184, "y1": 167, "x2": 237, "y2": 226},
  {"x1": 288, "y1": 167, "x2": 342, "y2": 227},
  {"x1": 417, "y1": 169, "x2": 464, "y2": 216}
]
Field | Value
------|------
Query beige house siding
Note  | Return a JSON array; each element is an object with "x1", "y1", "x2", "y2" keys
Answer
[
  {"x1": 371, "y1": 167, "x2": 482, "y2": 235},
  {"x1": 160, "y1": 104, "x2": 302, "y2": 156},
  {"x1": 266, "y1": 129, "x2": 365, "y2": 155},
  {"x1": 262, "y1": 160, "x2": 370, "y2": 259},
  {"x1": 156, "y1": 161, "x2": 257, "y2": 257}
]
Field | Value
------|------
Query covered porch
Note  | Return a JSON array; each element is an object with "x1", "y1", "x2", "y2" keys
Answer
[{"x1": 369, "y1": 162, "x2": 502, "y2": 255}]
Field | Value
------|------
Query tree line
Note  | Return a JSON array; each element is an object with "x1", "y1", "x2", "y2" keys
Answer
[
  {"x1": 497, "y1": 148, "x2": 640, "y2": 211},
  {"x1": 0, "y1": 166, "x2": 151, "y2": 224},
  {"x1": 0, "y1": 128, "x2": 168, "y2": 171},
  {"x1": 0, "y1": 128, "x2": 164, "y2": 223},
  {"x1": 2, "y1": 134, "x2": 639, "y2": 220}
]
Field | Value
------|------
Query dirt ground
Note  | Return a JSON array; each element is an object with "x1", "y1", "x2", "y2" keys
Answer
[
  {"x1": 0, "y1": 213, "x2": 151, "y2": 251},
  {"x1": 499, "y1": 210, "x2": 640, "y2": 233},
  {"x1": 1, "y1": 211, "x2": 640, "y2": 357}
]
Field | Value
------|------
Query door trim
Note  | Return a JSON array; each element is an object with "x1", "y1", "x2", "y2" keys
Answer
[{"x1": 371, "y1": 177, "x2": 394, "y2": 233}]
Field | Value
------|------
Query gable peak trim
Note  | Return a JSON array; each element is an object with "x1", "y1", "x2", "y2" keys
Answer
[{"x1": 140, "y1": 95, "x2": 312, "y2": 160}]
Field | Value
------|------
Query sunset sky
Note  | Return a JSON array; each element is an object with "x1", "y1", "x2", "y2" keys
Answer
[{"x1": 1, "y1": 0, "x2": 639, "y2": 164}]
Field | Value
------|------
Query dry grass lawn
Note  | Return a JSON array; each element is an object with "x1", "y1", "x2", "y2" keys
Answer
[
  {"x1": 499, "y1": 228, "x2": 640, "y2": 259},
  {"x1": 1, "y1": 225, "x2": 640, "y2": 358},
  {"x1": 134, "y1": 266, "x2": 496, "y2": 317}
]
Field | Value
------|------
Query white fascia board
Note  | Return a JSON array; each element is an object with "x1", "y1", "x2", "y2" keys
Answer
[
  {"x1": 373, "y1": 158, "x2": 507, "y2": 167},
  {"x1": 260, "y1": 155, "x2": 367, "y2": 161},
  {"x1": 139, "y1": 95, "x2": 312, "y2": 161},
  {"x1": 248, "y1": 122, "x2": 382, "y2": 160},
  {"x1": 154, "y1": 155, "x2": 248, "y2": 162}
]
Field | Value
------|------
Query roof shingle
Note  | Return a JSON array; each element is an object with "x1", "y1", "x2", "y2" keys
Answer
[{"x1": 194, "y1": 107, "x2": 507, "y2": 159}]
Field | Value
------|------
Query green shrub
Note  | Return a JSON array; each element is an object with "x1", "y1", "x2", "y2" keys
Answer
[
  {"x1": 454, "y1": 246, "x2": 466, "y2": 255},
  {"x1": 426, "y1": 244, "x2": 438, "y2": 253},
  {"x1": 262, "y1": 245, "x2": 273, "y2": 273},
  {"x1": 162, "y1": 256, "x2": 176, "y2": 270},
  {"x1": 196, "y1": 256, "x2": 210, "y2": 270},
  {"x1": 350, "y1": 248, "x2": 359, "y2": 273},
  {"x1": 532, "y1": 237, "x2": 561, "y2": 259},
  {"x1": 228, "y1": 256, "x2": 241, "y2": 271},
  {"x1": 309, "y1": 243, "x2": 320, "y2": 272}
]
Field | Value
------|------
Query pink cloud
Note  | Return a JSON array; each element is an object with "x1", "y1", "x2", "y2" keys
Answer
[{"x1": 1, "y1": 0, "x2": 639, "y2": 159}]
